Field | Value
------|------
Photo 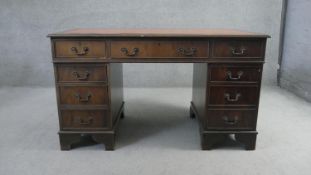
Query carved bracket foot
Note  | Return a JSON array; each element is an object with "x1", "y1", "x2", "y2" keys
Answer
[
  {"x1": 201, "y1": 133, "x2": 227, "y2": 150},
  {"x1": 92, "y1": 133, "x2": 116, "y2": 151},
  {"x1": 59, "y1": 133, "x2": 81, "y2": 151},
  {"x1": 59, "y1": 132, "x2": 116, "y2": 151},
  {"x1": 235, "y1": 133, "x2": 257, "y2": 150},
  {"x1": 201, "y1": 132, "x2": 257, "y2": 150}
]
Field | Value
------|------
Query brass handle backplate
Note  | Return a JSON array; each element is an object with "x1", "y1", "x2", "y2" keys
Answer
[
  {"x1": 74, "y1": 92, "x2": 91, "y2": 102},
  {"x1": 224, "y1": 93, "x2": 241, "y2": 102},
  {"x1": 121, "y1": 48, "x2": 139, "y2": 56},
  {"x1": 222, "y1": 116, "x2": 239, "y2": 125},
  {"x1": 231, "y1": 47, "x2": 246, "y2": 56},
  {"x1": 80, "y1": 117, "x2": 93, "y2": 125},
  {"x1": 76, "y1": 117, "x2": 93, "y2": 125},
  {"x1": 72, "y1": 71, "x2": 89, "y2": 80},
  {"x1": 226, "y1": 71, "x2": 244, "y2": 80},
  {"x1": 71, "y1": 46, "x2": 89, "y2": 56},
  {"x1": 177, "y1": 48, "x2": 197, "y2": 56}
]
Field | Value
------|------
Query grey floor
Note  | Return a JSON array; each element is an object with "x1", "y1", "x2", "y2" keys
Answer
[{"x1": 0, "y1": 86, "x2": 311, "y2": 175}]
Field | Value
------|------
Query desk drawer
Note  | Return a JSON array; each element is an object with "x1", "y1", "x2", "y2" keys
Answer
[
  {"x1": 61, "y1": 109, "x2": 110, "y2": 130},
  {"x1": 54, "y1": 40, "x2": 106, "y2": 58},
  {"x1": 209, "y1": 64, "x2": 262, "y2": 83},
  {"x1": 212, "y1": 39, "x2": 264, "y2": 58},
  {"x1": 56, "y1": 64, "x2": 107, "y2": 83},
  {"x1": 206, "y1": 109, "x2": 257, "y2": 130},
  {"x1": 208, "y1": 85, "x2": 259, "y2": 106},
  {"x1": 59, "y1": 86, "x2": 108, "y2": 105},
  {"x1": 110, "y1": 40, "x2": 209, "y2": 58}
]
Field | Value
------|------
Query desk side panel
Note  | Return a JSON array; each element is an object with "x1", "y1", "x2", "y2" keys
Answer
[{"x1": 192, "y1": 63, "x2": 208, "y2": 120}]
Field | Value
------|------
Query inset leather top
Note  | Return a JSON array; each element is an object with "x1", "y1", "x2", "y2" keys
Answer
[{"x1": 48, "y1": 28, "x2": 270, "y2": 38}]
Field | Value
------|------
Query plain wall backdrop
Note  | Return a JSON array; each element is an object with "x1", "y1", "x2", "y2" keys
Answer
[
  {"x1": 280, "y1": 0, "x2": 311, "y2": 102},
  {"x1": 0, "y1": 0, "x2": 283, "y2": 87}
]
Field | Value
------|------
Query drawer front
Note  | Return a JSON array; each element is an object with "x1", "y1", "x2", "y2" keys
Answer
[
  {"x1": 209, "y1": 64, "x2": 262, "y2": 82},
  {"x1": 208, "y1": 85, "x2": 259, "y2": 106},
  {"x1": 59, "y1": 86, "x2": 108, "y2": 105},
  {"x1": 54, "y1": 40, "x2": 106, "y2": 58},
  {"x1": 56, "y1": 64, "x2": 107, "y2": 83},
  {"x1": 61, "y1": 110, "x2": 110, "y2": 130},
  {"x1": 206, "y1": 109, "x2": 257, "y2": 130},
  {"x1": 212, "y1": 39, "x2": 264, "y2": 58},
  {"x1": 110, "y1": 40, "x2": 209, "y2": 58}
]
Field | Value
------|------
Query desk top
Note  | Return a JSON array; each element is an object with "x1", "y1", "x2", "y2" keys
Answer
[{"x1": 48, "y1": 28, "x2": 270, "y2": 38}]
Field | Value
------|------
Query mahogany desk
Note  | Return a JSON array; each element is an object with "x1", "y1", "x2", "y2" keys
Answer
[{"x1": 48, "y1": 29, "x2": 269, "y2": 151}]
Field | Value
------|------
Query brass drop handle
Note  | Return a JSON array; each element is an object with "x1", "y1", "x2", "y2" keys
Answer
[
  {"x1": 222, "y1": 116, "x2": 239, "y2": 125},
  {"x1": 224, "y1": 93, "x2": 241, "y2": 102},
  {"x1": 177, "y1": 48, "x2": 197, "y2": 56},
  {"x1": 121, "y1": 48, "x2": 139, "y2": 56},
  {"x1": 72, "y1": 71, "x2": 89, "y2": 80},
  {"x1": 78, "y1": 117, "x2": 93, "y2": 125},
  {"x1": 226, "y1": 71, "x2": 244, "y2": 80},
  {"x1": 74, "y1": 92, "x2": 91, "y2": 102},
  {"x1": 231, "y1": 47, "x2": 246, "y2": 56},
  {"x1": 71, "y1": 46, "x2": 89, "y2": 56}
]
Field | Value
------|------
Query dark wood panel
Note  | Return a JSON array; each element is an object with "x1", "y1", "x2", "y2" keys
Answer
[
  {"x1": 209, "y1": 64, "x2": 262, "y2": 83},
  {"x1": 56, "y1": 64, "x2": 107, "y2": 83},
  {"x1": 108, "y1": 63, "x2": 124, "y2": 124},
  {"x1": 110, "y1": 40, "x2": 209, "y2": 58},
  {"x1": 205, "y1": 109, "x2": 257, "y2": 130},
  {"x1": 211, "y1": 39, "x2": 264, "y2": 58},
  {"x1": 208, "y1": 85, "x2": 259, "y2": 106},
  {"x1": 54, "y1": 40, "x2": 106, "y2": 58},
  {"x1": 59, "y1": 85, "x2": 108, "y2": 105},
  {"x1": 61, "y1": 109, "x2": 110, "y2": 130}
]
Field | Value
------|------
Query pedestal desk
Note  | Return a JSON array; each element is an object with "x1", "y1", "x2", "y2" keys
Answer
[{"x1": 48, "y1": 29, "x2": 269, "y2": 151}]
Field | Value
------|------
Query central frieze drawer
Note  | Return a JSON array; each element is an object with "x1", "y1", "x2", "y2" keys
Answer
[
  {"x1": 59, "y1": 85, "x2": 109, "y2": 105},
  {"x1": 53, "y1": 40, "x2": 106, "y2": 58},
  {"x1": 208, "y1": 85, "x2": 259, "y2": 106},
  {"x1": 61, "y1": 109, "x2": 110, "y2": 130},
  {"x1": 110, "y1": 40, "x2": 209, "y2": 58}
]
